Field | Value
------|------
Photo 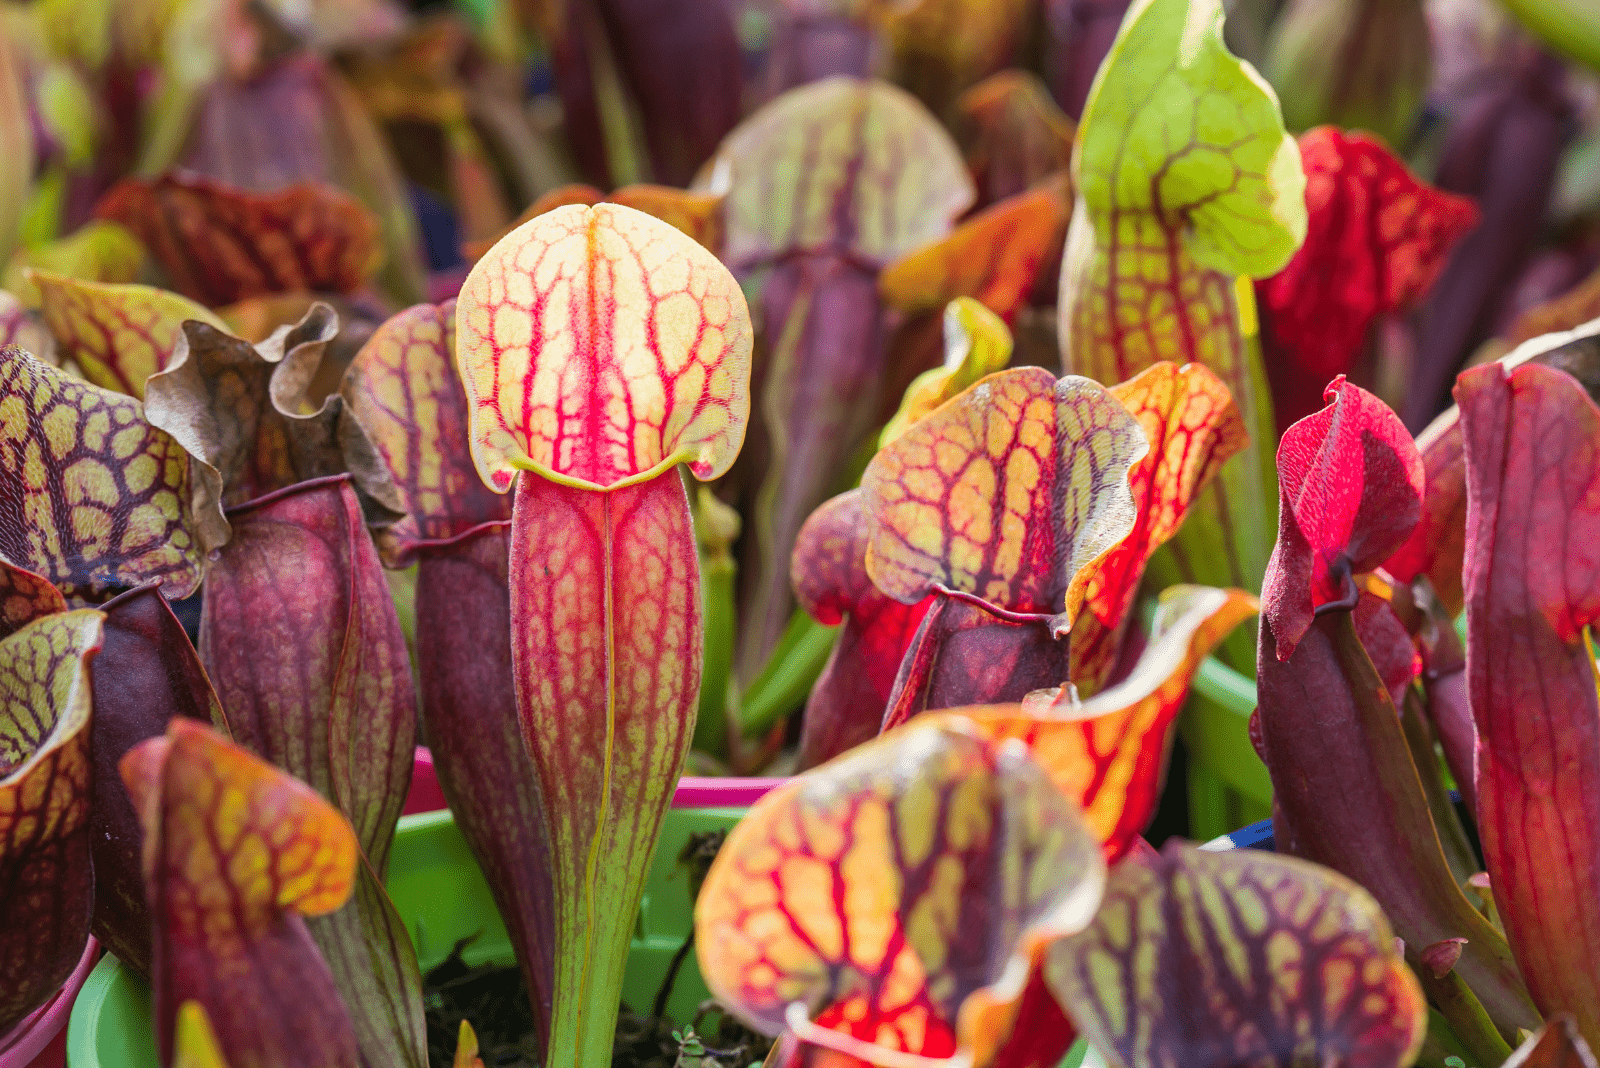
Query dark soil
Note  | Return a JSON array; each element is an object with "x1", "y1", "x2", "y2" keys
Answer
[{"x1": 421, "y1": 830, "x2": 772, "y2": 1068}]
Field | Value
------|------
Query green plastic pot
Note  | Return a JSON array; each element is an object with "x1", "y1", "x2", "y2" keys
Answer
[
  {"x1": 67, "y1": 802, "x2": 756, "y2": 1068},
  {"x1": 1180, "y1": 655, "x2": 1270, "y2": 842}
]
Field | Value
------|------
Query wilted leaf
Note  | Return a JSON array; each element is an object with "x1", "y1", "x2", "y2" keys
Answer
[
  {"x1": 1257, "y1": 127, "x2": 1479, "y2": 430},
  {"x1": 32, "y1": 272, "x2": 229, "y2": 399},
  {"x1": 122, "y1": 718, "x2": 362, "y2": 1068},
  {"x1": 0, "y1": 346, "x2": 205, "y2": 600},
  {"x1": 342, "y1": 301, "x2": 511, "y2": 567},
  {"x1": 1046, "y1": 841, "x2": 1427, "y2": 1068},
  {"x1": 1071, "y1": 362, "x2": 1247, "y2": 689},
  {"x1": 1263, "y1": 377, "x2": 1422, "y2": 660},
  {"x1": 0, "y1": 608, "x2": 101, "y2": 1034},
  {"x1": 1460, "y1": 359, "x2": 1600, "y2": 1048},
  {"x1": 862, "y1": 366, "x2": 1146, "y2": 625},
  {"x1": 697, "y1": 719, "x2": 1106, "y2": 1068},
  {"x1": 455, "y1": 203, "x2": 753, "y2": 492},
  {"x1": 144, "y1": 304, "x2": 404, "y2": 554},
  {"x1": 95, "y1": 173, "x2": 383, "y2": 307}
]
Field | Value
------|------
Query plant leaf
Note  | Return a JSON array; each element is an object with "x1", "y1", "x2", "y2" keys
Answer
[
  {"x1": 93, "y1": 173, "x2": 382, "y2": 307},
  {"x1": 1045, "y1": 840, "x2": 1427, "y2": 1068},
  {"x1": 0, "y1": 30, "x2": 30, "y2": 268},
  {"x1": 342, "y1": 300, "x2": 511, "y2": 567},
  {"x1": 0, "y1": 346, "x2": 205, "y2": 600},
  {"x1": 122, "y1": 718, "x2": 362, "y2": 1068},
  {"x1": 1262, "y1": 376, "x2": 1422, "y2": 660},
  {"x1": 463, "y1": 184, "x2": 725, "y2": 263},
  {"x1": 862, "y1": 366, "x2": 1147, "y2": 622},
  {"x1": 1070, "y1": 362, "x2": 1247, "y2": 690},
  {"x1": 414, "y1": 523, "x2": 555, "y2": 1058},
  {"x1": 696, "y1": 719, "x2": 1106, "y2": 1068},
  {"x1": 454, "y1": 203, "x2": 753, "y2": 493},
  {"x1": 0, "y1": 290, "x2": 55, "y2": 361},
  {"x1": 879, "y1": 179, "x2": 1071, "y2": 319},
  {"x1": 31, "y1": 271, "x2": 230, "y2": 399},
  {"x1": 791, "y1": 489, "x2": 933, "y2": 769},
  {"x1": 172, "y1": 1001, "x2": 231, "y2": 1068},
  {"x1": 709, "y1": 77, "x2": 973, "y2": 681},
  {"x1": 1059, "y1": 0, "x2": 1306, "y2": 605},
  {"x1": 882, "y1": 0, "x2": 1033, "y2": 114},
  {"x1": 880, "y1": 297, "x2": 1014, "y2": 448},
  {"x1": 708, "y1": 77, "x2": 975, "y2": 273},
  {"x1": 0, "y1": 607, "x2": 100, "y2": 1034},
  {"x1": 1460, "y1": 359, "x2": 1600, "y2": 1048},
  {"x1": 0, "y1": 558, "x2": 67, "y2": 635},
  {"x1": 1504, "y1": 1016, "x2": 1600, "y2": 1068},
  {"x1": 2, "y1": 222, "x2": 145, "y2": 308},
  {"x1": 1385, "y1": 319, "x2": 1600, "y2": 616},
  {"x1": 144, "y1": 303, "x2": 405, "y2": 554},
  {"x1": 90, "y1": 582, "x2": 224, "y2": 976},
  {"x1": 1257, "y1": 127, "x2": 1478, "y2": 431},
  {"x1": 954, "y1": 70, "x2": 1075, "y2": 207},
  {"x1": 198, "y1": 475, "x2": 426, "y2": 1068},
  {"x1": 509, "y1": 468, "x2": 701, "y2": 1065},
  {"x1": 972, "y1": 585, "x2": 1260, "y2": 859},
  {"x1": 1257, "y1": 605, "x2": 1539, "y2": 1037}
]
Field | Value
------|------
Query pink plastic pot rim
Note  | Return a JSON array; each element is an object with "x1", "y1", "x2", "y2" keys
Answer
[
  {"x1": 408, "y1": 747, "x2": 780, "y2": 813},
  {"x1": 0, "y1": 937, "x2": 99, "y2": 1068}
]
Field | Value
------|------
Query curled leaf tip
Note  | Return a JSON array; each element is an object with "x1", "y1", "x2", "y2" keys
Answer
[
  {"x1": 456, "y1": 202, "x2": 753, "y2": 493},
  {"x1": 1263, "y1": 376, "x2": 1422, "y2": 659},
  {"x1": 862, "y1": 366, "x2": 1147, "y2": 626}
]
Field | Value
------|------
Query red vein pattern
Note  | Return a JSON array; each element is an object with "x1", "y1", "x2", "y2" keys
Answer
[
  {"x1": 862, "y1": 366, "x2": 1146, "y2": 621},
  {"x1": 0, "y1": 558, "x2": 66, "y2": 637},
  {"x1": 1071, "y1": 362, "x2": 1246, "y2": 690},
  {"x1": 94, "y1": 173, "x2": 382, "y2": 307},
  {"x1": 696, "y1": 721, "x2": 1105, "y2": 1068},
  {"x1": 1460, "y1": 361, "x2": 1600, "y2": 1048},
  {"x1": 510, "y1": 468, "x2": 700, "y2": 1061},
  {"x1": 1258, "y1": 127, "x2": 1479, "y2": 432},
  {"x1": 199, "y1": 475, "x2": 425, "y2": 1068},
  {"x1": 0, "y1": 346, "x2": 204, "y2": 601},
  {"x1": 0, "y1": 608, "x2": 101, "y2": 1033},
  {"x1": 343, "y1": 300, "x2": 511, "y2": 567},
  {"x1": 791, "y1": 490, "x2": 932, "y2": 769},
  {"x1": 1262, "y1": 377, "x2": 1422, "y2": 660},
  {"x1": 1046, "y1": 841, "x2": 1427, "y2": 1068},
  {"x1": 32, "y1": 272, "x2": 227, "y2": 400},
  {"x1": 710, "y1": 78, "x2": 974, "y2": 274},
  {"x1": 122, "y1": 719, "x2": 361, "y2": 1068},
  {"x1": 455, "y1": 203, "x2": 752, "y2": 492}
]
